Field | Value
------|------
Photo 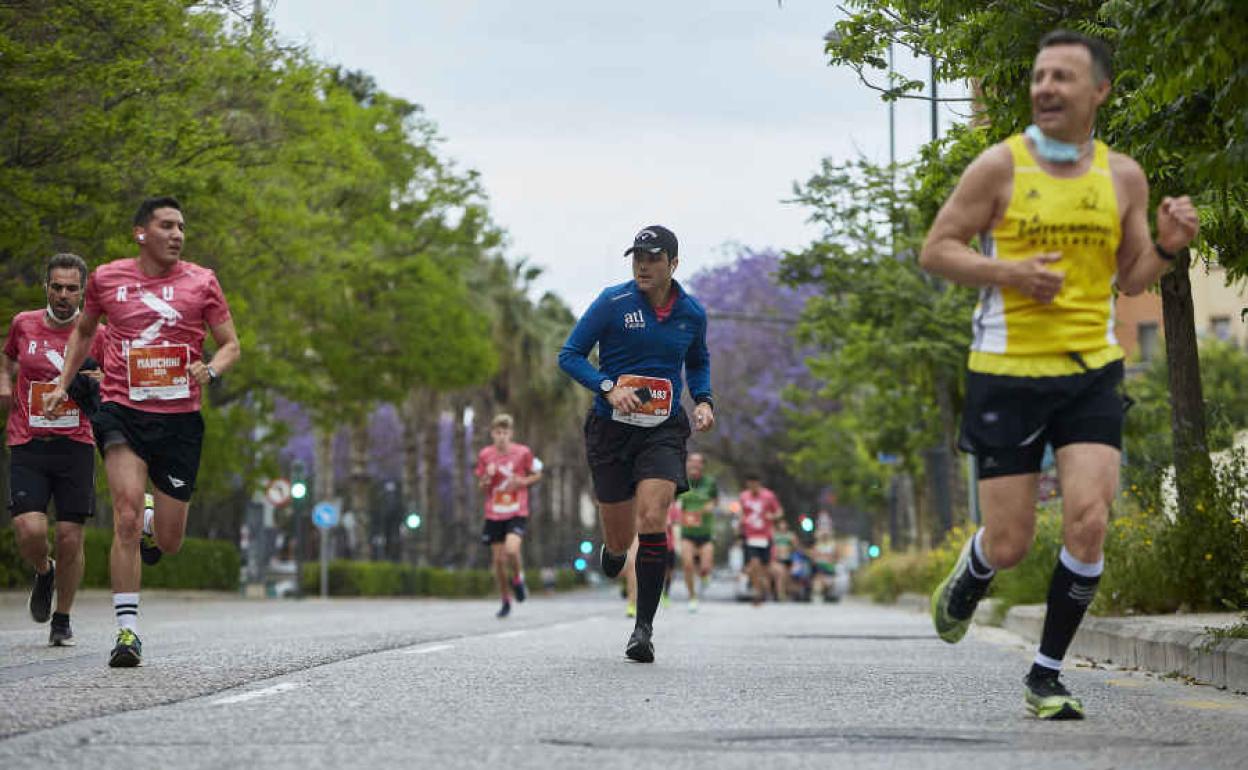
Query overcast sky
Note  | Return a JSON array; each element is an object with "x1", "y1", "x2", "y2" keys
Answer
[{"x1": 270, "y1": 1, "x2": 968, "y2": 313}]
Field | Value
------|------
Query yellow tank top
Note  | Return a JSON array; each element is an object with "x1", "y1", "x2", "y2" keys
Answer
[{"x1": 967, "y1": 134, "x2": 1124, "y2": 377}]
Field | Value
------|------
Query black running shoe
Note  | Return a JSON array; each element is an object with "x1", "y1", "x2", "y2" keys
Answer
[
  {"x1": 625, "y1": 622, "x2": 654, "y2": 663},
  {"x1": 140, "y1": 533, "x2": 163, "y2": 566},
  {"x1": 512, "y1": 577, "x2": 527, "y2": 603},
  {"x1": 49, "y1": 617, "x2": 75, "y2": 647},
  {"x1": 1025, "y1": 671, "x2": 1085, "y2": 720},
  {"x1": 29, "y1": 560, "x2": 55, "y2": 624},
  {"x1": 109, "y1": 628, "x2": 142, "y2": 668},
  {"x1": 496, "y1": 601, "x2": 512, "y2": 619},
  {"x1": 931, "y1": 538, "x2": 992, "y2": 643},
  {"x1": 601, "y1": 544, "x2": 627, "y2": 579}
]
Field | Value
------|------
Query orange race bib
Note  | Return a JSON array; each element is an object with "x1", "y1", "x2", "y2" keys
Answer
[
  {"x1": 611, "y1": 374, "x2": 673, "y2": 428},
  {"x1": 29, "y1": 381, "x2": 80, "y2": 429},
  {"x1": 492, "y1": 488, "x2": 520, "y2": 515},
  {"x1": 127, "y1": 344, "x2": 191, "y2": 401}
]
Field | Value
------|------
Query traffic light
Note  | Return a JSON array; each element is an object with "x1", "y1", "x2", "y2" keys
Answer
[
  {"x1": 579, "y1": 540, "x2": 593, "y2": 555},
  {"x1": 574, "y1": 557, "x2": 588, "y2": 571},
  {"x1": 799, "y1": 515, "x2": 814, "y2": 533},
  {"x1": 867, "y1": 544, "x2": 881, "y2": 559},
  {"x1": 291, "y1": 459, "x2": 308, "y2": 500},
  {"x1": 405, "y1": 513, "x2": 422, "y2": 530}
]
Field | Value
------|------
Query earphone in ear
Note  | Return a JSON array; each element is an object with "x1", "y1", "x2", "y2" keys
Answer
[{"x1": 138, "y1": 234, "x2": 145, "y2": 243}]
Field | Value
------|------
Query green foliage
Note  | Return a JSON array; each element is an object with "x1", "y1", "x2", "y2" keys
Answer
[
  {"x1": 1, "y1": 527, "x2": 238, "y2": 591},
  {"x1": 780, "y1": 158, "x2": 976, "y2": 509},
  {"x1": 299, "y1": 560, "x2": 586, "y2": 598}
]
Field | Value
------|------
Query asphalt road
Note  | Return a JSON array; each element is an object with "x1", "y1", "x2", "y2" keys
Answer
[{"x1": 1, "y1": 583, "x2": 1245, "y2": 769}]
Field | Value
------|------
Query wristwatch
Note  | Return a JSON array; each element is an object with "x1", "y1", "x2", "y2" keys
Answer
[
  {"x1": 206, "y1": 364, "x2": 218, "y2": 381},
  {"x1": 599, "y1": 378, "x2": 614, "y2": 394}
]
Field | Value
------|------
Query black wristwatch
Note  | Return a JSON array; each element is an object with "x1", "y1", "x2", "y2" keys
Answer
[
  {"x1": 694, "y1": 395, "x2": 714, "y2": 410},
  {"x1": 1154, "y1": 241, "x2": 1186, "y2": 262},
  {"x1": 599, "y1": 378, "x2": 614, "y2": 394}
]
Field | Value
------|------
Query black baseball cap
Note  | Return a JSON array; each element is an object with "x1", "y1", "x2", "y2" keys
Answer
[{"x1": 623, "y1": 225, "x2": 678, "y2": 259}]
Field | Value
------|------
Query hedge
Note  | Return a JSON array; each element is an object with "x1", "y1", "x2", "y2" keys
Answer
[
  {"x1": 1, "y1": 526, "x2": 239, "y2": 591},
  {"x1": 300, "y1": 560, "x2": 586, "y2": 597}
]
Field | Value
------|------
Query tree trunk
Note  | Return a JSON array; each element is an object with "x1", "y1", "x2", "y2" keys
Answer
[
  {"x1": 423, "y1": 393, "x2": 446, "y2": 566},
  {"x1": 400, "y1": 389, "x2": 429, "y2": 565},
  {"x1": 348, "y1": 415, "x2": 372, "y2": 559},
  {"x1": 1160, "y1": 255, "x2": 1214, "y2": 514},
  {"x1": 451, "y1": 398, "x2": 471, "y2": 567}
]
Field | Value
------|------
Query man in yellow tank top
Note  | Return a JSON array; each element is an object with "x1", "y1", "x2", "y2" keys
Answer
[{"x1": 920, "y1": 30, "x2": 1199, "y2": 720}]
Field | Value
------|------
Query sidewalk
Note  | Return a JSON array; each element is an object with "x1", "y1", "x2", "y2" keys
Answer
[{"x1": 896, "y1": 592, "x2": 1248, "y2": 693}]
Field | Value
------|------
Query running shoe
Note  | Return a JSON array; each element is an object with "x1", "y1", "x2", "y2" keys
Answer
[
  {"x1": 660, "y1": 592, "x2": 671, "y2": 609},
  {"x1": 108, "y1": 628, "x2": 142, "y2": 668},
  {"x1": 931, "y1": 538, "x2": 991, "y2": 644},
  {"x1": 688, "y1": 598, "x2": 699, "y2": 614},
  {"x1": 49, "y1": 617, "x2": 75, "y2": 647},
  {"x1": 496, "y1": 601, "x2": 512, "y2": 619},
  {"x1": 140, "y1": 533, "x2": 163, "y2": 566},
  {"x1": 512, "y1": 577, "x2": 527, "y2": 603},
  {"x1": 1024, "y1": 671, "x2": 1085, "y2": 720},
  {"x1": 625, "y1": 622, "x2": 654, "y2": 663},
  {"x1": 625, "y1": 602, "x2": 636, "y2": 619},
  {"x1": 600, "y1": 544, "x2": 627, "y2": 579},
  {"x1": 29, "y1": 560, "x2": 55, "y2": 624}
]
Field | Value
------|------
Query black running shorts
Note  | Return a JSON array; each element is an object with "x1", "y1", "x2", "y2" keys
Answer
[
  {"x1": 744, "y1": 544, "x2": 772, "y2": 565},
  {"x1": 481, "y1": 515, "x2": 527, "y2": 545},
  {"x1": 959, "y1": 359, "x2": 1126, "y2": 479},
  {"x1": 8, "y1": 438, "x2": 95, "y2": 523},
  {"x1": 583, "y1": 411, "x2": 690, "y2": 504},
  {"x1": 91, "y1": 402, "x2": 205, "y2": 502}
]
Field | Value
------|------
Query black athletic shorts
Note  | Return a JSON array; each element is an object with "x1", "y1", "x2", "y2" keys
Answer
[
  {"x1": 681, "y1": 533, "x2": 712, "y2": 547},
  {"x1": 959, "y1": 359, "x2": 1126, "y2": 479},
  {"x1": 583, "y1": 411, "x2": 690, "y2": 504},
  {"x1": 91, "y1": 402, "x2": 205, "y2": 502},
  {"x1": 8, "y1": 438, "x2": 95, "y2": 523},
  {"x1": 744, "y1": 544, "x2": 772, "y2": 565},
  {"x1": 481, "y1": 516, "x2": 527, "y2": 545}
]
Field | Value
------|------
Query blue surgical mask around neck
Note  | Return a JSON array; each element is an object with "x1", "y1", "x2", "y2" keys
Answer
[{"x1": 1024, "y1": 124, "x2": 1089, "y2": 164}]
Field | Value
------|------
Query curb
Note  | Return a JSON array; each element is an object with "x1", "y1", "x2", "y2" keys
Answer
[{"x1": 1003, "y1": 604, "x2": 1248, "y2": 693}]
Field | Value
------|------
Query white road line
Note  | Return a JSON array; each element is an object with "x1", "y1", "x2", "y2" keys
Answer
[
  {"x1": 213, "y1": 683, "x2": 301, "y2": 705},
  {"x1": 405, "y1": 643, "x2": 455, "y2": 655},
  {"x1": 495, "y1": 630, "x2": 526, "y2": 639}
]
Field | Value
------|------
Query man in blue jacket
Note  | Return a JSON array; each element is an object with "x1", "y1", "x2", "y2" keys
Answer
[{"x1": 558, "y1": 224, "x2": 715, "y2": 663}]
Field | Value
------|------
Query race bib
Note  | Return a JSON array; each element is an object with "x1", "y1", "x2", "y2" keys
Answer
[
  {"x1": 492, "y1": 488, "x2": 520, "y2": 515},
  {"x1": 29, "y1": 381, "x2": 80, "y2": 429},
  {"x1": 611, "y1": 374, "x2": 673, "y2": 428},
  {"x1": 127, "y1": 344, "x2": 191, "y2": 401}
]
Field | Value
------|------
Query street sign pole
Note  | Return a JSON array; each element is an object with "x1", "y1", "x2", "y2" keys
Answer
[{"x1": 320, "y1": 527, "x2": 329, "y2": 599}]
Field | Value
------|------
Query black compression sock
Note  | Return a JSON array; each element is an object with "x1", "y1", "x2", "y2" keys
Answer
[
  {"x1": 51, "y1": 612, "x2": 70, "y2": 626},
  {"x1": 635, "y1": 532, "x2": 668, "y2": 626},
  {"x1": 1035, "y1": 547, "x2": 1102, "y2": 672}
]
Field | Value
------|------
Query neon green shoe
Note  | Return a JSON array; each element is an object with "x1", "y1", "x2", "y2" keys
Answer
[
  {"x1": 931, "y1": 538, "x2": 991, "y2": 643},
  {"x1": 1025, "y1": 673, "x2": 1085, "y2": 720},
  {"x1": 660, "y1": 593, "x2": 671, "y2": 609},
  {"x1": 108, "y1": 628, "x2": 142, "y2": 668},
  {"x1": 625, "y1": 603, "x2": 637, "y2": 618}
]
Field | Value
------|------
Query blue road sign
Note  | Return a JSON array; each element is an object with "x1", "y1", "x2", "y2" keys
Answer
[{"x1": 312, "y1": 501, "x2": 340, "y2": 529}]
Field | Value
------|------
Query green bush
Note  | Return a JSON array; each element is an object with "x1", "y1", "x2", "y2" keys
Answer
[
  {"x1": 1, "y1": 526, "x2": 239, "y2": 591},
  {"x1": 300, "y1": 560, "x2": 586, "y2": 598}
]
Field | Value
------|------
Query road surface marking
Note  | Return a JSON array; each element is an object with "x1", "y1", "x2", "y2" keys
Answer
[
  {"x1": 405, "y1": 643, "x2": 455, "y2": 655},
  {"x1": 1106, "y1": 678, "x2": 1147, "y2": 688},
  {"x1": 213, "y1": 683, "x2": 301, "y2": 705},
  {"x1": 496, "y1": 630, "x2": 526, "y2": 639},
  {"x1": 1175, "y1": 699, "x2": 1247, "y2": 712}
]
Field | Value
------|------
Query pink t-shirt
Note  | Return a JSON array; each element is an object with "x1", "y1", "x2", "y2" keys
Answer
[
  {"x1": 84, "y1": 259, "x2": 231, "y2": 414},
  {"x1": 475, "y1": 442, "x2": 535, "y2": 521},
  {"x1": 739, "y1": 487, "x2": 781, "y2": 544},
  {"x1": 4, "y1": 311, "x2": 106, "y2": 446}
]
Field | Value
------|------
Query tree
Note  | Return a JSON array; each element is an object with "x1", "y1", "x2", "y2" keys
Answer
[{"x1": 821, "y1": 1, "x2": 1248, "y2": 520}]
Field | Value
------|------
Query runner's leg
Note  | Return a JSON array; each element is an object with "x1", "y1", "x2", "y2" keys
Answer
[
  {"x1": 52, "y1": 521, "x2": 84, "y2": 614},
  {"x1": 978, "y1": 474, "x2": 1042, "y2": 569},
  {"x1": 624, "y1": 537, "x2": 639, "y2": 612},
  {"x1": 634, "y1": 479, "x2": 675, "y2": 626},
  {"x1": 150, "y1": 488, "x2": 189, "y2": 555},
  {"x1": 699, "y1": 542, "x2": 714, "y2": 581},
  {"x1": 105, "y1": 445, "x2": 148, "y2": 626},
  {"x1": 504, "y1": 532, "x2": 524, "y2": 591},
  {"x1": 680, "y1": 539, "x2": 697, "y2": 598},
  {"x1": 13, "y1": 512, "x2": 50, "y2": 573},
  {"x1": 490, "y1": 542, "x2": 509, "y2": 602}
]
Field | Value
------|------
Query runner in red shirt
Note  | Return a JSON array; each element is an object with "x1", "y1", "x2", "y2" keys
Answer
[
  {"x1": 44, "y1": 197, "x2": 241, "y2": 668},
  {"x1": 475, "y1": 413, "x2": 542, "y2": 618},
  {"x1": 1, "y1": 254, "x2": 105, "y2": 646},
  {"x1": 738, "y1": 473, "x2": 783, "y2": 606}
]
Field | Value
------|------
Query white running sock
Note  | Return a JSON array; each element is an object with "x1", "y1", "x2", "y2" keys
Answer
[
  {"x1": 142, "y1": 507, "x2": 155, "y2": 536},
  {"x1": 113, "y1": 592, "x2": 139, "y2": 632}
]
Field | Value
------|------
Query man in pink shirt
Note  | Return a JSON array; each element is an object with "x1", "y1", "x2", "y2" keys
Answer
[
  {"x1": 1, "y1": 254, "x2": 105, "y2": 646},
  {"x1": 738, "y1": 473, "x2": 783, "y2": 606},
  {"x1": 44, "y1": 197, "x2": 241, "y2": 667},
  {"x1": 475, "y1": 413, "x2": 542, "y2": 618}
]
